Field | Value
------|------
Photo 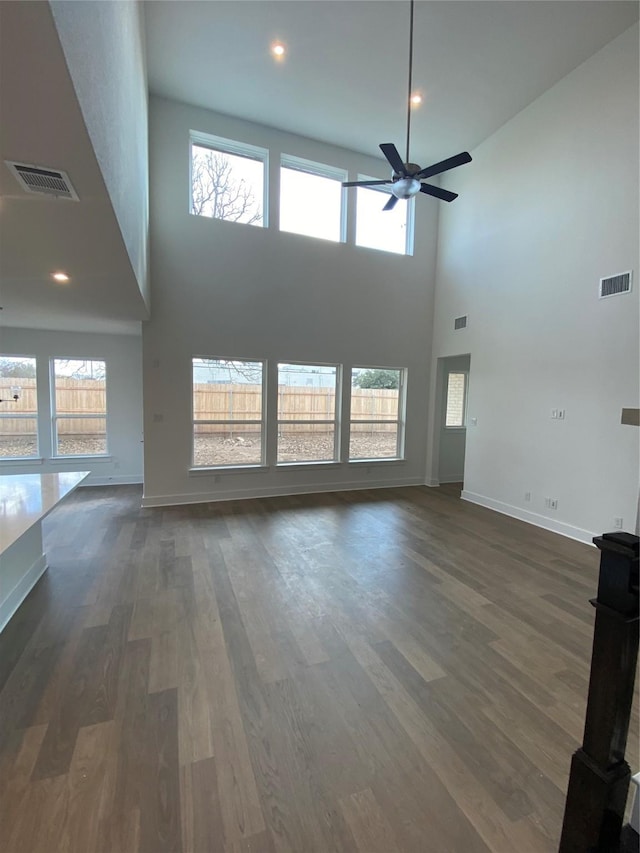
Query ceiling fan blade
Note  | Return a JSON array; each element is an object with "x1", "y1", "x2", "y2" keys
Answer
[
  {"x1": 414, "y1": 152, "x2": 472, "y2": 180},
  {"x1": 419, "y1": 183, "x2": 458, "y2": 202},
  {"x1": 380, "y1": 143, "x2": 407, "y2": 177},
  {"x1": 342, "y1": 180, "x2": 392, "y2": 188},
  {"x1": 382, "y1": 195, "x2": 399, "y2": 211}
]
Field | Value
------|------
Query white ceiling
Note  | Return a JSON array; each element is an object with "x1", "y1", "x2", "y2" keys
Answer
[
  {"x1": 145, "y1": 1, "x2": 639, "y2": 165},
  {"x1": 1, "y1": 1, "x2": 637, "y2": 337}
]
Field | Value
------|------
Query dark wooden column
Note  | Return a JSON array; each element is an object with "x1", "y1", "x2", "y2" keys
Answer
[{"x1": 559, "y1": 531, "x2": 639, "y2": 853}]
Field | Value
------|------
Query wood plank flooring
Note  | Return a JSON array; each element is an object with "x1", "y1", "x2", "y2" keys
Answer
[{"x1": 1, "y1": 484, "x2": 638, "y2": 852}]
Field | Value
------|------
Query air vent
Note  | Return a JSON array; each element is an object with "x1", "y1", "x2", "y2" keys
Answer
[
  {"x1": 599, "y1": 271, "x2": 632, "y2": 299},
  {"x1": 5, "y1": 161, "x2": 79, "y2": 200},
  {"x1": 454, "y1": 315, "x2": 468, "y2": 330}
]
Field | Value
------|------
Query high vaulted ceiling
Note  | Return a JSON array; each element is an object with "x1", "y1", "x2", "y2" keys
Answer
[
  {"x1": 145, "y1": 1, "x2": 639, "y2": 166},
  {"x1": 1, "y1": 2, "x2": 638, "y2": 336}
]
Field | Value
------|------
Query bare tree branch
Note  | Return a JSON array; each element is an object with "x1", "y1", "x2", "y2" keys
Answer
[
  {"x1": 194, "y1": 358, "x2": 262, "y2": 384},
  {"x1": 53, "y1": 359, "x2": 106, "y2": 380},
  {"x1": 191, "y1": 148, "x2": 262, "y2": 225}
]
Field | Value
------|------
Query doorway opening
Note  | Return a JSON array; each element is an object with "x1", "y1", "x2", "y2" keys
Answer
[{"x1": 437, "y1": 354, "x2": 470, "y2": 492}]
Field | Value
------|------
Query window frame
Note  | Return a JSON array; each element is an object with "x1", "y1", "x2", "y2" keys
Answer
[
  {"x1": 444, "y1": 370, "x2": 469, "y2": 429},
  {"x1": 50, "y1": 357, "x2": 109, "y2": 458},
  {"x1": 189, "y1": 130, "x2": 269, "y2": 227},
  {"x1": 279, "y1": 154, "x2": 347, "y2": 243},
  {"x1": 349, "y1": 366, "x2": 407, "y2": 462},
  {"x1": 191, "y1": 356, "x2": 267, "y2": 470},
  {"x1": 0, "y1": 354, "x2": 39, "y2": 461},
  {"x1": 354, "y1": 176, "x2": 415, "y2": 256},
  {"x1": 276, "y1": 361, "x2": 341, "y2": 465}
]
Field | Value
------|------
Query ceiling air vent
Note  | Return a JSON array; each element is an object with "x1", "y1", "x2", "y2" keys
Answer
[
  {"x1": 454, "y1": 315, "x2": 468, "y2": 330},
  {"x1": 4, "y1": 161, "x2": 79, "y2": 200},
  {"x1": 599, "y1": 271, "x2": 632, "y2": 299}
]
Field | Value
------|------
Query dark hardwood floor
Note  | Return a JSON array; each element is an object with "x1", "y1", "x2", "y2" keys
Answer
[{"x1": 1, "y1": 483, "x2": 637, "y2": 852}]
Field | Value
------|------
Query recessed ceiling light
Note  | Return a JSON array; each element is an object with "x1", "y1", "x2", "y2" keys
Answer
[
  {"x1": 51, "y1": 271, "x2": 71, "y2": 283},
  {"x1": 410, "y1": 93, "x2": 423, "y2": 106},
  {"x1": 272, "y1": 43, "x2": 285, "y2": 58}
]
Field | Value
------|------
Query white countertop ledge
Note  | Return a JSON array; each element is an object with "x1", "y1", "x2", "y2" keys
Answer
[{"x1": 0, "y1": 471, "x2": 90, "y2": 556}]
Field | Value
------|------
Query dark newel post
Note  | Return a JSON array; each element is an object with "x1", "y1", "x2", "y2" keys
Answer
[{"x1": 559, "y1": 531, "x2": 639, "y2": 853}]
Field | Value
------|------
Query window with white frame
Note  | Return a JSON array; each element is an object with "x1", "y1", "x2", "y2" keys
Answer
[
  {"x1": 277, "y1": 363, "x2": 339, "y2": 463},
  {"x1": 355, "y1": 181, "x2": 414, "y2": 255},
  {"x1": 280, "y1": 156, "x2": 346, "y2": 242},
  {"x1": 190, "y1": 132, "x2": 267, "y2": 227},
  {"x1": 0, "y1": 356, "x2": 38, "y2": 459},
  {"x1": 192, "y1": 357, "x2": 265, "y2": 467},
  {"x1": 445, "y1": 372, "x2": 468, "y2": 427},
  {"x1": 52, "y1": 359, "x2": 107, "y2": 456},
  {"x1": 349, "y1": 367, "x2": 406, "y2": 460}
]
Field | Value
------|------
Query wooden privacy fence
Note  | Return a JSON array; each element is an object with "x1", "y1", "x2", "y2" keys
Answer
[
  {"x1": 0, "y1": 381, "x2": 400, "y2": 436},
  {"x1": 193, "y1": 383, "x2": 399, "y2": 435},
  {"x1": 0, "y1": 378, "x2": 106, "y2": 436}
]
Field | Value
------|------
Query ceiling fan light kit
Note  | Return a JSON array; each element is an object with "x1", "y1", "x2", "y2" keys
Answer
[
  {"x1": 390, "y1": 177, "x2": 421, "y2": 199},
  {"x1": 343, "y1": 0, "x2": 472, "y2": 211}
]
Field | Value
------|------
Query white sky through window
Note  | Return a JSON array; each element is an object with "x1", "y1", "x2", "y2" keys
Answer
[
  {"x1": 356, "y1": 186, "x2": 409, "y2": 255},
  {"x1": 280, "y1": 168, "x2": 343, "y2": 242}
]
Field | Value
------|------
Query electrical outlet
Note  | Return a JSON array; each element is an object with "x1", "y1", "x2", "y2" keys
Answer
[
  {"x1": 614, "y1": 517, "x2": 624, "y2": 529},
  {"x1": 524, "y1": 492, "x2": 531, "y2": 502},
  {"x1": 550, "y1": 499, "x2": 558, "y2": 510},
  {"x1": 557, "y1": 409, "x2": 566, "y2": 420},
  {"x1": 551, "y1": 409, "x2": 558, "y2": 419}
]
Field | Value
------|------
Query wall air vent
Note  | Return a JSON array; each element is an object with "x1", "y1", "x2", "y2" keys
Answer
[
  {"x1": 599, "y1": 271, "x2": 632, "y2": 299},
  {"x1": 4, "y1": 161, "x2": 79, "y2": 200},
  {"x1": 454, "y1": 315, "x2": 468, "y2": 330}
]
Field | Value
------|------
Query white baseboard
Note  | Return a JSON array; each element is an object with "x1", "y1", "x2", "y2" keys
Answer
[
  {"x1": 461, "y1": 490, "x2": 595, "y2": 545},
  {"x1": 438, "y1": 477, "x2": 464, "y2": 484},
  {"x1": 0, "y1": 555, "x2": 48, "y2": 633},
  {"x1": 425, "y1": 477, "x2": 440, "y2": 487},
  {"x1": 81, "y1": 475, "x2": 143, "y2": 487},
  {"x1": 141, "y1": 475, "x2": 424, "y2": 508}
]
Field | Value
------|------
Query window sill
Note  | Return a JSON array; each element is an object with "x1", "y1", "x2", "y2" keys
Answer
[
  {"x1": 349, "y1": 458, "x2": 406, "y2": 466},
  {"x1": 189, "y1": 464, "x2": 270, "y2": 477},
  {"x1": 50, "y1": 455, "x2": 113, "y2": 463},
  {"x1": 355, "y1": 243, "x2": 411, "y2": 258},
  {"x1": 276, "y1": 461, "x2": 342, "y2": 471},
  {"x1": 0, "y1": 457, "x2": 44, "y2": 465}
]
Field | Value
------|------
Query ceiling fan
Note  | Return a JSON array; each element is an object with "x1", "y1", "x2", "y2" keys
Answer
[{"x1": 342, "y1": 0, "x2": 472, "y2": 211}]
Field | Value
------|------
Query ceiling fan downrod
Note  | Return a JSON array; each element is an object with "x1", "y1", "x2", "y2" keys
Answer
[
  {"x1": 405, "y1": 0, "x2": 415, "y2": 166},
  {"x1": 340, "y1": 0, "x2": 472, "y2": 209}
]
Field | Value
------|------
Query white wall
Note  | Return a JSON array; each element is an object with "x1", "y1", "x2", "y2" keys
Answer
[
  {"x1": 0, "y1": 328, "x2": 143, "y2": 484},
  {"x1": 438, "y1": 354, "x2": 470, "y2": 484},
  {"x1": 428, "y1": 25, "x2": 639, "y2": 543},
  {"x1": 143, "y1": 97, "x2": 439, "y2": 505},
  {"x1": 50, "y1": 0, "x2": 150, "y2": 308}
]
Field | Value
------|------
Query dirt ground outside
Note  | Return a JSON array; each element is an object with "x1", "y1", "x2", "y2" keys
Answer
[
  {"x1": 194, "y1": 432, "x2": 399, "y2": 466},
  {"x1": 0, "y1": 436, "x2": 106, "y2": 458}
]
